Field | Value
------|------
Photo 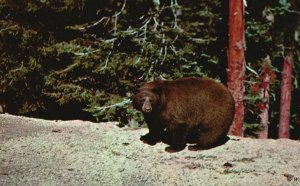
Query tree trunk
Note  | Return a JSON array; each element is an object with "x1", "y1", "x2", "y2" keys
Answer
[
  {"x1": 257, "y1": 81, "x2": 269, "y2": 139},
  {"x1": 227, "y1": 0, "x2": 246, "y2": 136},
  {"x1": 257, "y1": 61, "x2": 271, "y2": 139},
  {"x1": 278, "y1": 52, "x2": 293, "y2": 138}
]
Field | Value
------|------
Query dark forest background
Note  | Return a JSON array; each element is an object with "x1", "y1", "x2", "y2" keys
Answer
[{"x1": 0, "y1": 0, "x2": 299, "y2": 138}]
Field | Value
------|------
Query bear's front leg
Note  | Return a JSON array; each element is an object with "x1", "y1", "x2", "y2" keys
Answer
[
  {"x1": 164, "y1": 123, "x2": 188, "y2": 153},
  {"x1": 140, "y1": 132, "x2": 162, "y2": 145},
  {"x1": 141, "y1": 115, "x2": 164, "y2": 145}
]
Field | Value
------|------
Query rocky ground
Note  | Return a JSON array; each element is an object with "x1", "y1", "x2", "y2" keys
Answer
[{"x1": 0, "y1": 113, "x2": 300, "y2": 186}]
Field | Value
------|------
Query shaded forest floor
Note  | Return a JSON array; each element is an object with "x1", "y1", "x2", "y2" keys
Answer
[{"x1": 1, "y1": 114, "x2": 300, "y2": 186}]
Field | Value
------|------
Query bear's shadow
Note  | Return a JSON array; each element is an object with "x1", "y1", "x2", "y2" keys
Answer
[{"x1": 158, "y1": 131, "x2": 230, "y2": 151}]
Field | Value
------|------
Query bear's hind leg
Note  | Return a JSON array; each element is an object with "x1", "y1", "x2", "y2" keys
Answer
[{"x1": 188, "y1": 126, "x2": 229, "y2": 151}]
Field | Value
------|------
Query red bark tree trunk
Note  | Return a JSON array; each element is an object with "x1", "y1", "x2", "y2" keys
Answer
[
  {"x1": 278, "y1": 52, "x2": 293, "y2": 138},
  {"x1": 227, "y1": 0, "x2": 246, "y2": 136},
  {"x1": 257, "y1": 63, "x2": 271, "y2": 139}
]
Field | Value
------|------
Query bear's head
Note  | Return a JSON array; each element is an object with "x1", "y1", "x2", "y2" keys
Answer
[{"x1": 132, "y1": 89, "x2": 161, "y2": 113}]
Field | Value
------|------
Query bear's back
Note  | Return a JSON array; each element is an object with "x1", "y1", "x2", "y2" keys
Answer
[{"x1": 157, "y1": 77, "x2": 235, "y2": 127}]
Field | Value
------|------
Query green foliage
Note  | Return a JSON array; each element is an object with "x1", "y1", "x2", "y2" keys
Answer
[
  {"x1": 244, "y1": 0, "x2": 300, "y2": 137},
  {"x1": 0, "y1": 0, "x2": 222, "y2": 123}
]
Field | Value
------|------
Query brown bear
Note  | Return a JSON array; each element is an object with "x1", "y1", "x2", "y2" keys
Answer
[{"x1": 132, "y1": 77, "x2": 235, "y2": 153}]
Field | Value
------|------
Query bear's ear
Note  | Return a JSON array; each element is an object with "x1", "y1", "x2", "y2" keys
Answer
[
  {"x1": 133, "y1": 85, "x2": 145, "y2": 94},
  {"x1": 132, "y1": 87, "x2": 140, "y2": 94},
  {"x1": 131, "y1": 93, "x2": 140, "y2": 109}
]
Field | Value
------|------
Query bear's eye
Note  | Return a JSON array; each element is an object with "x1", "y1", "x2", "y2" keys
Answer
[{"x1": 138, "y1": 98, "x2": 146, "y2": 103}]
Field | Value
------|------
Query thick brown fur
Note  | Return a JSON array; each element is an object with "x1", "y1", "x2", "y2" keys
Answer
[{"x1": 132, "y1": 77, "x2": 235, "y2": 152}]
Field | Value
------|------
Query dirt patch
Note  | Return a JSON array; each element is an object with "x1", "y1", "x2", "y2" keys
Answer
[{"x1": 1, "y1": 114, "x2": 300, "y2": 185}]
